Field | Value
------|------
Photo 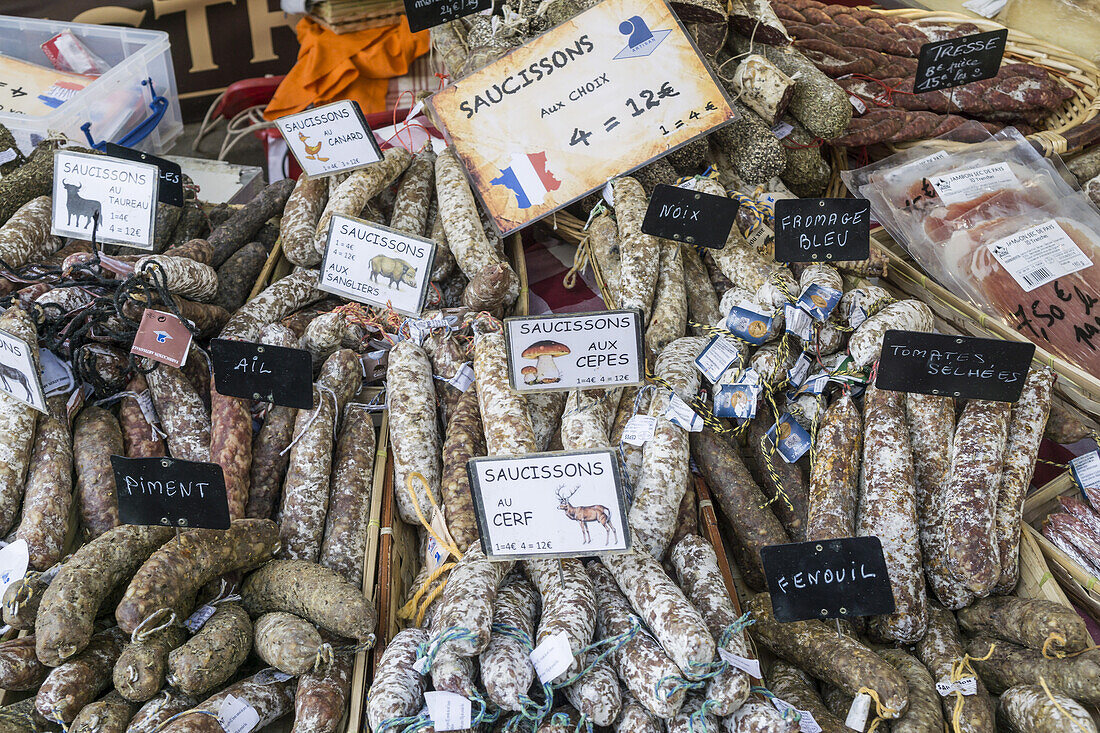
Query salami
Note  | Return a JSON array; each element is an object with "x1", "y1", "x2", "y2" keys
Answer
[
  {"x1": 156, "y1": 671, "x2": 296, "y2": 733},
  {"x1": 957, "y1": 596, "x2": 1090, "y2": 654},
  {"x1": 998, "y1": 684, "x2": 1097, "y2": 733},
  {"x1": 389, "y1": 340, "x2": 442, "y2": 525},
  {"x1": 0, "y1": 307, "x2": 38, "y2": 536},
  {"x1": 221, "y1": 268, "x2": 323, "y2": 342},
  {"x1": 315, "y1": 148, "x2": 411, "y2": 250},
  {"x1": 525, "y1": 558, "x2": 596, "y2": 682},
  {"x1": 16, "y1": 396, "x2": 72, "y2": 570},
  {"x1": 119, "y1": 373, "x2": 165, "y2": 458},
  {"x1": 806, "y1": 392, "x2": 860, "y2": 541},
  {"x1": 127, "y1": 691, "x2": 202, "y2": 733},
  {"x1": 914, "y1": 602, "x2": 995, "y2": 733},
  {"x1": 767, "y1": 661, "x2": 847, "y2": 733},
  {"x1": 0, "y1": 636, "x2": 48, "y2": 691},
  {"x1": 0, "y1": 197, "x2": 59, "y2": 267},
  {"x1": 645, "y1": 241, "x2": 687, "y2": 354},
  {"x1": 245, "y1": 325, "x2": 300, "y2": 520},
  {"x1": 849, "y1": 299, "x2": 932, "y2": 366},
  {"x1": 166, "y1": 602, "x2": 253, "y2": 696},
  {"x1": 254, "y1": 611, "x2": 324, "y2": 675},
  {"x1": 441, "y1": 386, "x2": 486, "y2": 553},
  {"x1": 876, "y1": 648, "x2": 943, "y2": 733},
  {"x1": 389, "y1": 148, "x2": 436, "y2": 238},
  {"x1": 113, "y1": 624, "x2": 187, "y2": 701},
  {"x1": 213, "y1": 241, "x2": 268, "y2": 312},
  {"x1": 431, "y1": 547, "x2": 511, "y2": 658},
  {"x1": 319, "y1": 402, "x2": 375, "y2": 586},
  {"x1": 473, "y1": 319, "x2": 537, "y2": 455},
  {"x1": 293, "y1": 654, "x2": 354, "y2": 733},
  {"x1": 613, "y1": 177, "x2": 659, "y2": 323},
  {"x1": 145, "y1": 363, "x2": 210, "y2": 463},
  {"x1": 282, "y1": 175, "x2": 329, "y2": 267},
  {"x1": 68, "y1": 691, "x2": 137, "y2": 732},
  {"x1": 368, "y1": 628, "x2": 427, "y2": 731},
  {"x1": 481, "y1": 575, "x2": 538, "y2": 711},
  {"x1": 36, "y1": 626, "x2": 127, "y2": 723},
  {"x1": 966, "y1": 636, "x2": 1100, "y2": 703},
  {"x1": 564, "y1": 652, "x2": 622, "y2": 726}
]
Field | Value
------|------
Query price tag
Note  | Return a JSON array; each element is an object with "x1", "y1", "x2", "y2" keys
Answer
[
  {"x1": 413, "y1": 656, "x2": 429, "y2": 675},
  {"x1": 773, "y1": 198, "x2": 870, "y2": 263},
  {"x1": 0, "y1": 540, "x2": 29, "y2": 596},
  {"x1": 1071, "y1": 452, "x2": 1100, "y2": 494},
  {"x1": 936, "y1": 677, "x2": 978, "y2": 696},
  {"x1": 798, "y1": 285, "x2": 842, "y2": 322},
  {"x1": 112, "y1": 456, "x2": 231, "y2": 530},
  {"x1": 254, "y1": 668, "x2": 295, "y2": 685},
  {"x1": 211, "y1": 339, "x2": 313, "y2": 409},
  {"x1": 717, "y1": 648, "x2": 761, "y2": 678},
  {"x1": 131, "y1": 310, "x2": 193, "y2": 369},
  {"x1": 787, "y1": 353, "x2": 813, "y2": 390},
  {"x1": 764, "y1": 414, "x2": 811, "y2": 463},
  {"x1": 761, "y1": 537, "x2": 895, "y2": 622},
  {"x1": 0, "y1": 327, "x2": 47, "y2": 413},
  {"x1": 503, "y1": 310, "x2": 644, "y2": 392},
  {"x1": 39, "y1": 348, "x2": 74, "y2": 397},
  {"x1": 914, "y1": 28, "x2": 1008, "y2": 93},
  {"x1": 665, "y1": 393, "x2": 703, "y2": 432},
  {"x1": 641, "y1": 183, "x2": 739, "y2": 249},
  {"x1": 747, "y1": 224, "x2": 773, "y2": 252},
  {"x1": 448, "y1": 363, "x2": 475, "y2": 392},
  {"x1": 874, "y1": 331, "x2": 1035, "y2": 402},
  {"x1": 184, "y1": 604, "x2": 217, "y2": 632},
  {"x1": 928, "y1": 163, "x2": 1019, "y2": 204},
  {"x1": 772, "y1": 697, "x2": 822, "y2": 733},
  {"x1": 530, "y1": 631, "x2": 574, "y2": 684},
  {"x1": 620, "y1": 415, "x2": 657, "y2": 446},
  {"x1": 101, "y1": 143, "x2": 184, "y2": 207},
  {"x1": 275, "y1": 100, "x2": 383, "y2": 178},
  {"x1": 424, "y1": 691, "x2": 473, "y2": 732},
  {"x1": 771, "y1": 122, "x2": 793, "y2": 139},
  {"x1": 218, "y1": 694, "x2": 260, "y2": 733},
  {"x1": 986, "y1": 220, "x2": 1092, "y2": 293},
  {"x1": 846, "y1": 693, "x2": 872, "y2": 731},
  {"x1": 320, "y1": 215, "x2": 436, "y2": 317},
  {"x1": 51, "y1": 150, "x2": 159, "y2": 249},
  {"x1": 695, "y1": 334, "x2": 742, "y2": 383},
  {"x1": 404, "y1": 0, "x2": 492, "y2": 32},
  {"x1": 725, "y1": 303, "x2": 773, "y2": 347},
  {"x1": 713, "y1": 383, "x2": 758, "y2": 420},
  {"x1": 428, "y1": 0, "x2": 736, "y2": 237},
  {"x1": 467, "y1": 449, "x2": 629, "y2": 560},
  {"x1": 848, "y1": 95, "x2": 867, "y2": 114},
  {"x1": 784, "y1": 304, "x2": 813, "y2": 341}
]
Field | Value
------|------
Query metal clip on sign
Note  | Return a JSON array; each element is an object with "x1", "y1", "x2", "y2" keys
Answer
[{"x1": 81, "y1": 78, "x2": 169, "y2": 152}]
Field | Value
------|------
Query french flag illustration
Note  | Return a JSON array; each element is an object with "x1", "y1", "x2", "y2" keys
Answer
[{"x1": 490, "y1": 152, "x2": 562, "y2": 209}]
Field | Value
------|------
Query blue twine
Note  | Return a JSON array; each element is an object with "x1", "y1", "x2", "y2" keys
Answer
[
  {"x1": 718, "y1": 613, "x2": 755, "y2": 648},
  {"x1": 416, "y1": 625, "x2": 481, "y2": 674},
  {"x1": 751, "y1": 686, "x2": 802, "y2": 724},
  {"x1": 688, "y1": 698, "x2": 720, "y2": 733}
]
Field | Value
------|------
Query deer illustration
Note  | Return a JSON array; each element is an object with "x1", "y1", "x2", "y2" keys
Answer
[
  {"x1": 557, "y1": 485, "x2": 617, "y2": 546},
  {"x1": 61, "y1": 180, "x2": 102, "y2": 229}
]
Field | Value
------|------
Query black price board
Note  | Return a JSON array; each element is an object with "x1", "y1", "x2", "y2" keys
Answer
[
  {"x1": 875, "y1": 330, "x2": 1035, "y2": 402},
  {"x1": 102, "y1": 143, "x2": 184, "y2": 207},
  {"x1": 773, "y1": 198, "x2": 870, "y2": 263},
  {"x1": 641, "y1": 184, "x2": 739, "y2": 249},
  {"x1": 210, "y1": 338, "x2": 314, "y2": 409},
  {"x1": 914, "y1": 29, "x2": 1008, "y2": 93},
  {"x1": 761, "y1": 537, "x2": 895, "y2": 623},
  {"x1": 112, "y1": 456, "x2": 231, "y2": 530},
  {"x1": 403, "y1": 0, "x2": 492, "y2": 33}
]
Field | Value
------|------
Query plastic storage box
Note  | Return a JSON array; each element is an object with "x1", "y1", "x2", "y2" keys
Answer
[{"x1": 0, "y1": 15, "x2": 183, "y2": 155}]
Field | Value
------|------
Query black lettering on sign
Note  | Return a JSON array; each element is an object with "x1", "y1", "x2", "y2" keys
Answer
[
  {"x1": 112, "y1": 456, "x2": 230, "y2": 530},
  {"x1": 913, "y1": 29, "x2": 1008, "y2": 93},
  {"x1": 210, "y1": 338, "x2": 314, "y2": 409},
  {"x1": 761, "y1": 537, "x2": 895, "y2": 622},
  {"x1": 875, "y1": 330, "x2": 1035, "y2": 402},
  {"x1": 403, "y1": 0, "x2": 493, "y2": 33},
  {"x1": 773, "y1": 198, "x2": 870, "y2": 263},
  {"x1": 102, "y1": 143, "x2": 184, "y2": 207},
  {"x1": 641, "y1": 183, "x2": 739, "y2": 249}
]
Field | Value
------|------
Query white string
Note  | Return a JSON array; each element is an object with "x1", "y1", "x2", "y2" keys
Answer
[{"x1": 280, "y1": 385, "x2": 338, "y2": 456}]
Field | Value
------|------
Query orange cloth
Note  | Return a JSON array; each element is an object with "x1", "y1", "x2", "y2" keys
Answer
[{"x1": 264, "y1": 17, "x2": 430, "y2": 120}]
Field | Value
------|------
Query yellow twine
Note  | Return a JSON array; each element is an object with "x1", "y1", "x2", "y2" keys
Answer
[
  {"x1": 394, "y1": 472, "x2": 463, "y2": 625},
  {"x1": 948, "y1": 643, "x2": 995, "y2": 733},
  {"x1": 1038, "y1": 676, "x2": 1091, "y2": 732},
  {"x1": 856, "y1": 686, "x2": 897, "y2": 732}
]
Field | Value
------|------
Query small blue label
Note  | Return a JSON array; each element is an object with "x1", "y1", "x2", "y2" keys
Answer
[
  {"x1": 714, "y1": 383, "x2": 759, "y2": 419},
  {"x1": 797, "y1": 284, "x2": 843, "y2": 322},
  {"x1": 726, "y1": 305, "x2": 773, "y2": 346},
  {"x1": 765, "y1": 414, "x2": 812, "y2": 463}
]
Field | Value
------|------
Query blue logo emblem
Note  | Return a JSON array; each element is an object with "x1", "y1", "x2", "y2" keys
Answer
[
  {"x1": 153, "y1": 330, "x2": 173, "y2": 343},
  {"x1": 613, "y1": 15, "x2": 671, "y2": 60}
]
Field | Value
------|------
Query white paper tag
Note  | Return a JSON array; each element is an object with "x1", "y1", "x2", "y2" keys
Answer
[
  {"x1": 603, "y1": 182, "x2": 614, "y2": 206},
  {"x1": 929, "y1": 162, "x2": 1019, "y2": 204},
  {"x1": 1071, "y1": 451, "x2": 1100, "y2": 491},
  {"x1": 39, "y1": 349, "x2": 74, "y2": 397},
  {"x1": 413, "y1": 656, "x2": 429, "y2": 675},
  {"x1": 785, "y1": 304, "x2": 813, "y2": 340},
  {"x1": 772, "y1": 697, "x2": 823, "y2": 733},
  {"x1": 253, "y1": 668, "x2": 295, "y2": 685},
  {"x1": 717, "y1": 648, "x2": 761, "y2": 678},
  {"x1": 665, "y1": 393, "x2": 703, "y2": 432},
  {"x1": 960, "y1": 0, "x2": 1006, "y2": 18},
  {"x1": 218, "y1": 694, "x2": 261, "y2": 733},
  {"x1": 184, "y1": 604, "x2": 217, "y2": 633},
  {"x1": 0, "y1": 149, "x2": 17, "y2": 166},
  {"x1": 936, "y1": 677, "x2": 978, "y2": 696},
  {"x1": 695, "y1": 335, "x2": 742, "y2": 384},
  {"x1": 0, "y1": 540, "x2": 29, "y2": 596},
  {"x1": 848, "y1": 95, "x2": 867, "y2": 114},
  {"x1": 621, "y1": 415, "x2": 657, "y2": 446},
  {"x1": 52, "y1": 151, "x2": 160, "y2": 249},
  {"x1": 787, "y1": 353, "x2": 812, "y2": 390},
  {"x1": 846, "y1": 692, "x2": 871, "y2": 731},
  {"x1": 424, "y1": 691, "x2": 473, "y2": 732},
  {"x1": 39, "y1": 561, "x2": 63, "y2": 585},
  {"x1": 771, "y1": 122, "x2": 794, "y2": 139},
  {"x1": 747, "y1": 224, "x2": 772, "y2": 252},
  {"x1": 883, "y1": 150, "x2": 950, "y2": 183},
  {"x1": 849, "y1": 304, "x2": 868, "y2": 330},
  {"x1": 135, "y1": 390, "x2": 160, "y2": 426},
  {"x1": 530, "y1": 631, "x2": 573, "y2": 683},
  {"x1": 447, "y1": 363, "x2": 475, "y2": 392},
  {"x1": 425, "y1": 510, "x2": 452, "y2": 572},
  {"x1": 987, "y1": 220, "x2": 1092, "y2": 292},
  {"x1": 274, "y1": 100, "x2": 383, "y2": 178}
]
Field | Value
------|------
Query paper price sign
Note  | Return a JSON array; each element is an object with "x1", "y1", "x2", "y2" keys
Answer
[
  {"x1": 275, "y1": 100, "x2": 383, "y2": 177},
  {"x1": 503, "y1": 310, "x2": 644, "y2": 392},
  {"x1": 52, "y1": 150, "x2": 159, "y2": 249},
  {"x1": 467, "y1": 449, "x2": 629, "y2": 560},
  {"x1": 429, "y1": 0, "x2": 735, "y2": 236},
  {"x1": 320, "y1": 215, "x2": 436, "y2": 317},
  {"x1": 0, "y1": 328, "x2": 47, "y2": 414}
]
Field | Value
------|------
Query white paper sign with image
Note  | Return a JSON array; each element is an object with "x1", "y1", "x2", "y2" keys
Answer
[
  {"x1": 0, "y1": 327, "x2": 47, "y2": 414},
  {"x1": 503, "y1": 310, "x2": 644, "y2": 392},
  {"x1": 51, "y1": 151, "x2": 159, "y2": 249},
  {"x1": 319, "y1": 215, "x2": 436, "y2": 317},
  {"x1": 467, "y1": 449, "x2": 630, "y2": 560},
  {"x1": 275, "y1": 100, "x2": 383, "y2": 177}
]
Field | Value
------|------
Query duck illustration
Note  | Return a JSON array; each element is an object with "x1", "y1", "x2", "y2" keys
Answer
[{"x1": 299, "y1": 131, "x2": 328, "y2": 162}]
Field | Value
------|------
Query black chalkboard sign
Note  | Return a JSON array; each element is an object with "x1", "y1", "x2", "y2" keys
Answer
[
  {"x1": 641, "y1": 184, "x2": 739, "y2": 249},
  {"x1": 913, "y1": 29, "x2": 1008, "y2": 93},
  {"x1": 761, "y1": 537, "x2": 894, "y2": 623},
  {"x1": 102, "y1": 143, "x2": 184, "y2": 207},
  {"x1": 211, "y1": 338, "x2": 314, "y2": 409},
  {"x1": 112, "y1": 456, "x2": 231, "y2": 530},
  {"x1": 404, "y1": 0, "x2": 493, "y2": 33},
  {"x1": 875, "y1": 330, "x2": 1035, "y2": 402},
  {"x1": 773, "y1": 198, "x2": 870, "y2": 263}
]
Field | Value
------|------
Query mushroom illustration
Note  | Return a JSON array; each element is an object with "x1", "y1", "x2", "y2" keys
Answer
[
  {"x1": 521, "y1": 340, "x2": 569, "y2": 384},
  {"x1": 521, "y1": 365, "x2": 538, "y2": 385}
]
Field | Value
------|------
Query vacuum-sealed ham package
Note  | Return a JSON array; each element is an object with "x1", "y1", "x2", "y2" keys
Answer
[{"x1": 844, "y1": 125, "x2": 1100, "y2": 375}]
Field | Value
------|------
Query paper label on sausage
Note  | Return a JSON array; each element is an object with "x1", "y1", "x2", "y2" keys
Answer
[
  {"x1": 695, "y1": 334, "x2": 743, "y2": 383},
  {"x1": 936, "y1": 677, "x2": 978, "y2": 696},
  {"x1": 929, "y1": 162, "x2": 1019, "y2": 204},
  {"x1": 1071, "y1": 451, "x2": 1100, "y2": 492},
  {"x1": 413, "y1": 656, "x2": 429, "y2": 675},
  {"x1": 717, "y1": 648, "x2": 760, "y2": 678},
  {"x1": 184, "y1": 603, "x2": 217, "y2": 632},
  {"x1": 713, "y1": 383, "x2": 759, "y2": 419},
  {"x1": 253, "y1": 668, "x2": 295, "y2": 685},
  {"x1": 447, "y1": 363, "x2": 475, "y2": 392},
  {"x1": 845, "y1": 692, "x2": 871, "y2": 731},
  {"x1": 621, "y1": 415, "x2": 657, "y2": 446},
  {"x1": 771, "y1": 122, "x2": 793, "y2": 139},
  {"x1": 425, "y1": 691, "x2": 473, "y2": 731},
  {"x1": 848, "y1": 95, "x2": 867, "y2": 114},
  {"x1": 784, "y1": 304, "x2": 813, "y2": 340},
  {"x1": 0, "y1": 149, "x2": 16, "y2": 166},
  {"x1": 797, "y1": 284, "x2": 842, "y2": 322},
  {"x1": 772, "y1": 697, "x2": 822, "y2": 733},
  {"x1": 218, "y1": 694, "x2": 261, "y2": 733},
  {"x1": 986, "y1": 219, "x2": 1092, "y2": 292},
  {"x1": 765, "y1": 414, "x2": 811, "y2": 463},
  {"x1": 0, "y1": 540, "x2": 29, "y2": 596},
  {"x1": 725, "y1": 303, "x2": 772, "y2": 347},
  {"x1": 39, "y1": 349, "x2": 74, "y2": 397},
  {"x1": 787, "y1": 353, "x2": 813, "y2": 390},
  {"x1": 665, "y1": 393, "x2": 703, "y2": 432},
  {"x1": 530, "y1": 631, "x2": 573, "y2": 683}
]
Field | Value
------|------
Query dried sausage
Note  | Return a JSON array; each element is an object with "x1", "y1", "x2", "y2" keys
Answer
[
  {"x1": 17, "y1": 396, "x2": 72, "y2": 570},
  {"x1": 957, "y1": 596, "x2": 1090, "y2": 653},
  {"x1": 210, "y1": 367, "x2": 252, "y2": 521},
  {"x1": 320, "y1": 402, "x2": 375, "y2": 586},
  {"x1": 245, "y1": 324, "x2": 300, "y2": 520},
  {"x1": 966, "y1": 636, "x2": 1100, "y2": 704},
  {"x1": 207, "y1": 178, "x2": 294, "y2": 267},
  {"x1": 293, "y1": 654, "x2": 354, "y2": 733},
  {"x1": 213, "y1": 241, "x2": 268, "y2": 312},
  {"x1": 119, "y1": 373, "x2": 165, "y2": 459},
  {"x1": 473, "y1": 319, "x2": 537, "y2": 455},
  {"x1": 254, "y1": 611, "x2": 324, "y2": 675},
  {"x1": 221, "y1": 268, "x2": 323, "y2": 342},
  {"x1": 440, "y1": 386, "x2": 485, "y2": 553},
  {"x1": 849, "y1": 299, "x2": 932, "y2": 367},
  {"x1": 167, "y1": 602, "x2": 253, "y2": 696},
  {"x1": 145, "y1": 363, "x2": 210, "y2": 463},
  {"x1": 744, "y1": 410, "x2": 808, "y2": 543},
  {"x1": 68, "y1": 691, "x2": 137, "y2": 733},
  {"x1": 564, "y1": 652, "x2": 622, "y2": 726},
  {"x1": 0, "y1": 196, "x2": 60, "y2": 267},
  {"x1": 480, "y1": 575, "x2": 538, "y2": 711},
  {"x1": 0, "y1": 307, "x2": 38, "y2": 536},
  {"x1": 128, "y1": 691, "x2": 202, "y2": 733},
  {"x1": 134, "y1": 255, "x2": 219, "y2": 302},
  {"x1": 156, "y1": 670, "x2": 296, "y2": 733},
  {"x1": 112, "y1": 624, "x2": 187, "y2": 701},
  {"x1": 388, "y1": 339, "x2": 441, "y2": 525},
  {"x1": 645, "y1": 241, "x2": 687, "y2": 354},
  {"x1": 282, "y1": 175, "x2": 329, "y2": 267},
  {"x1": 613, "y1": 177, "x2": 659, "y2": 323},
  {"x1": 36, "y1": 626, "x2": 127, "y2": 723},
  {"x1": 527, "y1": 391, "x2": 566, "y2": 452},
  {"x1": 316, "y1": 149, "x2": 412, "y2": 257},
  {"x1": 913, "y1": 602, "x2": 995, "y2": 733},
  {"x1": 997, "y1": 684, "x2": 1097, "y2": 733},
  {"x1": 722, "y1": 694, "x2": 799, "y2": 732},
  {"x1": 367, "y1": 627, "x2": 427, "y2": 730},
  {"x1": 389, "y1": 148, "x2": 435, "y2": 238},
  {"x1": 767, "y1": 661, "x2": 847, "y2": 733},
  {"x1": 876, "y1": 648, "x2": 944, "y2": 733},
  {"x1": 431, "y1": 546, "x2": 511, "y2": 658},
  {"x1": 525, "y1": 558, "x2": 596, "y2": 683},
  {"x1": 806, "y1": 393, "x2": 861, "y2": 541},
  {"x1": 0, "y1": 636, "x2": 48, "y2": 691}
]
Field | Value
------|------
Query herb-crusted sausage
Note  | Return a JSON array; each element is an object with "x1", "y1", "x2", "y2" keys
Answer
[
  {"x1": 914, "y1": 602, "x2": 995, "y2": 732},
  {"x1": 127, "y1": 691, "x2": 201, "y2": 733},
  {"x1": 876, "y1": 648, "x2": 944, "y2": 733},
  {"x1": 241, "y1": 558, "x2": 375, "y2": 641},
  {"x1": 966, "y1": 635, "x2": 1100, "y2": 703},
  {"x1": 957, "y1": 596, "x2": 1090, "y2": 653},
  {"x1": 254, "y1": 611, "x2": 324, "y2": 675},
  {"x1": 112, "y1": 624, "x2": 187, "y2": 701},
  {"x1": 166, "y1": 602, "x2": 253, "y2": 696},
  {"x1": 998, "y1": 684, "x2": 1098, "y2": 733}
]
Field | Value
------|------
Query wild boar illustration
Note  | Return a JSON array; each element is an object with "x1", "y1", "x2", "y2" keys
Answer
[{"x1": 369, "y1": 255, "x2": 417, "y2": 290}]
